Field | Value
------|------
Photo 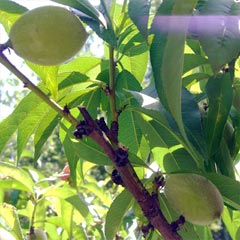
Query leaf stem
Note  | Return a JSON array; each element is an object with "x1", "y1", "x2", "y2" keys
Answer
[
  {"x1": 0, "y1": 50, "x2": 79, "y2": 127},
  {"x1": 109, "y1": 46, "x2": 118, "y2": 122}
]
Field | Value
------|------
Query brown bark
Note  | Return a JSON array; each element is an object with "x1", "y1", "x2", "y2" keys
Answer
[{"x1": 78, "y1": 106, "x2": 182, "y2": 240}]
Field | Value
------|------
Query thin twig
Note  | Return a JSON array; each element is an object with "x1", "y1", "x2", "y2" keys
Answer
[{"x1": 0, "y1": 50, "x2": 79, "y2": 127}]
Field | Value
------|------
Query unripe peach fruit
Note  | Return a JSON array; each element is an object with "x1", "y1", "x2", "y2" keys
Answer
[
  {"x1": 9, "y1": 6, "x2": 87, "y2": 65},
  {"x1": 164, "y1": 173, "x2": 224, "y2": 225}
]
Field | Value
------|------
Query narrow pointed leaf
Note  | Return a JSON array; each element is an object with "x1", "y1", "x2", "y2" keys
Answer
[
  {"x1": 116, "y1": 70, "x2": 142, "y2": 155},
  {"x1": 128, "y1": 0, "x2": 150, "y2": 39},
  {"x1": 181, "y1": 87, "x2": 207, "y2": 159},
  {"x1": 27, "y1": 64, "x2": 59, "y2": 99},
  {"x1": 105, "y1": 190, "x2": 133, "y2": 240},
  {"x1": 0, "y1": 0, "x2": 27, "y2": 32},
  {"x1": 205, "y1": 72, "x2": 233, "y2": 157},
  {"x1": 121, "y1": 50, "x2": 148, "y2": 84},
  {"x1": 52, "y1": 0, "x2": 105, "y2": 25},
  {"x1": 193, "y1": 0, "x2": 240, "y2": 72},
  {"x1": 213, "y1": 139, "x2": 235, "y2": 179},
  {"x1": 0, "y1": 162, "x2": 34, "y2": 194},
  {"x1": 34, "y1": 110, "x2": 59, "y2": 160},
  {"x1": 17, "y1": 101, "x2": 49, "y2": 160},
  {"x1": 150, "y1": 0, "x2": 198, "y2": 137},
  {"x1": 0, "y1": 203, "x2": 24, "y2": 240},
  {"x1": 0, "y1": 92, "x2": 42, "y2": 155},
  {"x1": 43, "y1": 187, "x2": 92, "y2": 222}
]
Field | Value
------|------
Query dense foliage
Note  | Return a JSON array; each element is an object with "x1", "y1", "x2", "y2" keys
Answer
[{"x1": 0, "y1": 0, "x2": 240, "y2": 239}]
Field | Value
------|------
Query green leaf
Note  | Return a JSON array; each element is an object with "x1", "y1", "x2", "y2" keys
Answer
[
  {"x1": 118, "y1": 110, "x2": 142, "y2": 155},
  {"x1": 58, "y1": 87, "x2": 99, "y2": 110},
  {"x1": 128, "y1": 152, "x2": 148, "y2": 168},
  {"x1": 150, "y1": 0, "x2": 198, "y2": 138},
  {"x1": 194, "y1": 0, "x2": 240, "y2": 72},
  {"x1": 58, "y1": 72, "x2": 89, "y2": 90},
  {"x1": 120, "y1": 50, "x2": 148, "y2": 84},
  {"x1": 27, "y1": 64, "x2": 59, "y2": 99},
  {"x1": 60, "y1": 127, "x2": 80, "y2": 186},
  {"x1": 34, "y1": 198, "x2": 46, "y2": 230},
  {"x1": 0, "y1": 0, "x2": 27, "y2": 14},
  {"x1": 116, "y1": 71, "x2": 143, "y2": 156},
  {"x1": 222, "y1": 207, "x2": 240, "y2": 240},
  {"x1": 0, "y1": 92, "x2": 42, "y2": 155},
  {"x1": 84, "y1": 16, "x2": 118, "y2": 47},
  {"x1": 81, "y1": 181, "x2": 112, "y2": 206},
  {"x1": 60, "y1": 124, "x2": 111, "y2": 166},
  {"x1": 78, "y1": 88, "x2": 102, "y2": 119},
  {"x1": 0, "y1": 179, "x2": 31, "y2": 192},
  {"x1": 120, "y1": 31, "x2": 148, "y2": 57},
  {"x1": 59, "y1": 56, "x2": 102, "y2": 75},
  {"x1": 43, "y1": 186, "x2": 92, "y2": 222},
  {"x1": 129, "y1": 89, "x2": 205, "y2": 169},
  {"x1": 204, "y1": 173, "x2": 240, "y2": 210},
  {"x1": 128, "y1": 0, "x2": 150, "y2": 39},
  {"x1": 52, "y1": 0, "x2": 117, "y2": 47},
  {"x1": 152, "y1": 147, "x2": 199, "y2": 173},
  {"x1": 17, "y1": 101, "x2": 49, "y2": 160},
  {"x1": 105, "y1": 190, "x2": 133, "y2": 240},
  {"x1": 0, "y1": 162, "x2": 34, "y2": 194},
  {"x1": 0, "y1": 203, "x2": 24, "y2": 240},
  {"x1": 183, "y1": 73, "x2": 209, "y2": 88},
  {"x1": 135, "y1": 107, "x2": 199, "y2": 172},
  {"x1": 34, "y1": 110, "x2": 59, "y2": 160},
  {"x1": 205, "y1": 72, "x2": 233, "y2": 157},
  {"x1": 136, "y1": 111, "x2": 178, "y2": 149},
  {"x1": 52, "y1": 0, "x2": 104, "y2": 25},
  {"x1": 213, "y1": 139, "x2": 235, "y2": 179},
  {"x1": 181, "y1": 87, "x2": 207, "y2": 159},
  {"x1": 55, "y1": 200, "x2": 73, "y2": 236},
  {"x1": 0, "y1": 0, "x2": 27, "y2": 32},
  {"x1": 183, "y1": 54, "x2": 208, "y2": 74},
  {"x1": 81, "y1": 11, "x2": 116, "y2": 48}
]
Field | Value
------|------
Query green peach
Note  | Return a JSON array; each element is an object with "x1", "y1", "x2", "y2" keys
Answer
[
  {"x1": 9, "y1": 6, "x2": 87, "y2": 65},
  {"x1": 26, "y1": 228, "x2": 48, "y2": 240},
  {"x1": 164, "y1": 173, "x2": 224, "y2": 225}
]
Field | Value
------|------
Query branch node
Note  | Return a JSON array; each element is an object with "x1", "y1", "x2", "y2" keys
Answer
[
  {"x1": 96, "y1": 117, "x2": 109, "y2": 133},
  {"x1": 115, "y1": 147, "x2": 128, "y2": 167},
  {"x1": 63, "y1": 105, "x2": 70, "y2": 115},
  {"x1": 110, "y1": 121, "x2": 119, "y2": 143},
  {"x1": 116, "y1": 104, "x2": 128, "y2": 116},
  {"x1": 103, "y1": 85, "x2": 111, "y2": 96},
  {"x1": 0, "y1": 43, "x2": 10, "y2": 53},
  {"x1": 78, "y1": 106, "x2": 94, "y2": 126},
  {"x1": 153, "y1": 174, "x2": 164, "y2": 193},
  {"x1": 111, "y1": 169, "x2": 124, "y2": 186},
  {"x1": 170, "y1": 215, "x2": 185, "y2": 232},
  {"x1": 142, "y1": 223, "x2": 154, "y2": 238},
  {"x1": 74, "y1": 120, "x2": 93, "y2": 139}
]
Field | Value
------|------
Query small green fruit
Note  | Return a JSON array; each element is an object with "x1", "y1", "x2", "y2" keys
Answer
[
  {"x1": 26, "y1": 228, "x2": 47, "y2": 240},
  {"x1": 9, "y1": 6, "x2": 87, "y2": 65},
  {"x1": 164, "y1": 173, "x2": 224, "y2": 225}
]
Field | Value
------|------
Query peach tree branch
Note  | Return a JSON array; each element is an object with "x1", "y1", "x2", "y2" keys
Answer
[
  {"x1": 0, "y1": 49, "x2": 79, "y2": 127},
  {"x1": 76, "y1": 106, "x2": 182, "y2": 240}
]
